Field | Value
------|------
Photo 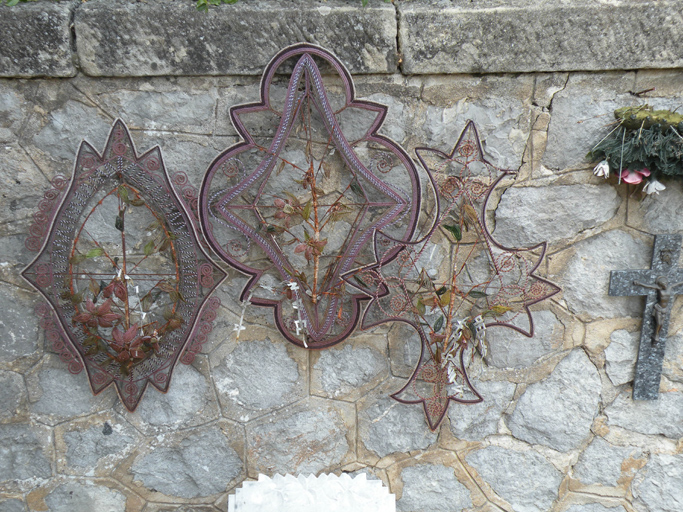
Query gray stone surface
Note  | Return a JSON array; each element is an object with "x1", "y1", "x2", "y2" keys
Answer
[
  {"x1": 448, "y1": 379, "x2": 515, "y2": 441},
  {"x1": 486, "y1": 310, "x2": 563, "y2": 369},
  {"x1": 315, "y1": 344, "x2": 387, "y2": 397},
  {"x1": 131, "y1": 427, "x2": 242, "y2": 499},
  {"x1": 0, "y1": 285, "x2": 39, "y2": 362},
  {"x1": 32, "y1": 100, "x2": 112, "y2": 161},
  {"x1": 0, "y1": 2, "x2": 76, "y2": 77},
  {"x1": 246, "y1": 400, "x2": 353, "y2": 475},
  {"x1": 565, "y1": 505, "x2": 626, "y2": 512},
  {"x1": 30, "y1": 364, "x2": 113, "y2": 421},
  {"x1": 399, "y1": 1, "x2": 683, "y2": 74},
  {"x1": 605, "y1": 330, "x2": 638, "y2": 387},
  {"x1": 0, "y1": 370, "x2": 27, "y2": 421},
  {"x1": 213, "y1": 339, "x2": 302, "y2": 420},
  {"x1": 573, "y1": 437, "x2": 639, "y2": 487},
  {"x1": 359, "y1": 395, "x2": 438, "y2": 458},
  {"x1": 422, "y1": 97, "x2": 529, "y2": 170},
  {"x1": 562, "y1": 230, "x2": 651, "y2": 319},
  {"x1": 44, "y1": 482, "x2": 126, "y2": 512},
  {"x1": 0, "y1": 143, "x2": 51, "y2": 237},
  {"x1": 640, "y1": 180, "x2": 683, "y2": 234},
  {"x1": 95, "y1": 89, "x2": 217, "y2": 134},
  {"x1": 508, "y1": 349, "x2": 601, "y2": 452},
  {"x1": 466, "y1": 445, "x2": 562, "y2": 512},
  {"x1": 494, "y1": 184, "x2": 620, "y2": 247},
  {"x1": 605, "y1": 391, "x2": 683, "y2": 439},
  {"x1": 0, "y1": 500, "x2": 26, "y2": 512},
  {"x1": 133, "y1": 363, "x2": 212, "y2": 428},
  {"x1": 543, "y1": 73, "x2": 634, "y2": 170},
  {"x1": 75, "y1": 0, "x2": 397, "y2": 76},
  {"x1": 0, "y1": 424, "x2": 51, "y2": 481},
  {"x1": 64, "y1": 423, "x2": 136, "y2": 470},
  {"x1": 397, "y1": 463, "x2": 472, "y2": 512},
  {"x1": 633, "y1": 453, "x2": 683, "y2": 512}
]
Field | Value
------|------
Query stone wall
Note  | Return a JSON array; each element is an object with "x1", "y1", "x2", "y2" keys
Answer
[{"x1": 2, "y1": 1, "x2": 683, "y2": 511}]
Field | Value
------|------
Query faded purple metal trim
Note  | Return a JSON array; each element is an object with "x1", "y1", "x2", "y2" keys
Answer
[
  {"x1": 199, "y1": 43, "x2": 422, "y2": 348},
  {"x1": 22, "y1": 120, "x2": 226, "y2": 411},
  {"x1": 344, "y1": 121, "x2": 561, "y2": 430}
]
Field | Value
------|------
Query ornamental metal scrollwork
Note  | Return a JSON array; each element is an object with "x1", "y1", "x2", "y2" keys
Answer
[
  {"x1": 346, "y1": 121, "x2": 561, "y2": 429},
  {"x1": 199, "y1": 43, "x2": 422, "y2": 348},
  {"x1": 22, "y1": 120, "x2": 226, "y2": 411}
]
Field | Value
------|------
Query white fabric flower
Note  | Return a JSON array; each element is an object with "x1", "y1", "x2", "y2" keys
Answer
[
  {"x1": 593, "y1": 160, "x2": 610, "y2": 178},
  {"x1": 643, "y1": 178, "x2": 666, "y2": 195}
]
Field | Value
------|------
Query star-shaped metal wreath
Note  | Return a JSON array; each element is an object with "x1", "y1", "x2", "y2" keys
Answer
[{"x1": 346, "y1": 121, "x2": 560, "y2": 429}]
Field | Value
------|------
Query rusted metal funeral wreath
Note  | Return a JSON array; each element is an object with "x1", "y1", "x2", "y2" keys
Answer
[
  {"x1": 23, "y1": 121, "x2": 225, "y2": 411},
  {"x1": 23, "y1": 43, "x2": 559, "y2": 428}
]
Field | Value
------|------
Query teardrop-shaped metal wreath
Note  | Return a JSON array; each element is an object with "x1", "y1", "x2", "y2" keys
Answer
[{"x1": 22, "y1": 120, "x2": 225, "y2": 411}]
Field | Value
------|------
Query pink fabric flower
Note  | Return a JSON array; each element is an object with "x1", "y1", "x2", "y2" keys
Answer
[{"x1": 619, "y1": 168, "x2": 651, "y2": 184}]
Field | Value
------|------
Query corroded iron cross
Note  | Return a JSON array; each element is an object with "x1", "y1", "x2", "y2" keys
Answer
[{"x1": 609, "y1": 234, "x2": 683, "y2": 399}]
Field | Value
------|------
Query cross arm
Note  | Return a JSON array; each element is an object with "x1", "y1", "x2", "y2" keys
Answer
[{"x1": 609, "y1": 270, "x2": 656, "y2": 296}]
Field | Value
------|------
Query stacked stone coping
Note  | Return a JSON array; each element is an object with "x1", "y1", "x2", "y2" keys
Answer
[{"x1": 2, "y1": 0, "x2": 683, "y2": 78}]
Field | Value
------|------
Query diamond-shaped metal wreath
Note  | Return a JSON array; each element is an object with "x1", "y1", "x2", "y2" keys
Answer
[
  {"x1": 22, "y1": 43, "x2": 559, "y2": 427},
  {"x1": 199, "y1": 43, "x2": 422, "y2": 348},
  {"x1": 22, "y1": 120, "x2": 225, "y2": 411}
]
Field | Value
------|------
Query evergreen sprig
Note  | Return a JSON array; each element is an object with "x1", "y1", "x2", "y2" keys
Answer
[{"x1": 588, "y1": 105, "x2": 683, "y2": 179}]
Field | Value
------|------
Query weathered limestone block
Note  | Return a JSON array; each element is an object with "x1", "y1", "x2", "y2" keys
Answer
[
  {"x1": 494, "y1": 184, "x2": 620, "y2": 247},
  {"x1": 632, "y1": 453, "x2": 683, "y2": 512},
  {"x1": 55, "y1": 414, "x2": 140, "y2": 474},
  {"x1": 387, "y1": 323, "x2": 422, "y2": 380},
  {"x1": 358, "y1": 380, "x2": 438, "y2": 460},
  {"x1": 0, "y1": 500, "x2": 27, "y2": 512},
  {"x1": 605, "y1": 391, "x2": 683, "y2": 439},
  {"x1": 0, "y1": 2, "x2": 75, "y2": 77},
  {"x1": 604, "y1": 330, "x2": 638, "y2": 387},
  {"x1": 0, "y1": 370, "x2": 28, "y2": 422},
  {"x1": 28, "y1": 357, "x2": 116, "y2": 425},
  {"x1": 399, "y1": 1, "x2": 683, "y2": 75},
  {"x1": 245, "y1": 398, "x2": 355, "y2": 476},
  {"x1": 31, "y1": 100, "x2": 112, "y2": 162},
  {"x1": 543, "y1": 73, "x2": 634, "y2": 170},
  {"x1": 632, "y1": 181, "x2": 683, "y2": 235},
  {"x1": 311, "y1": 336, "x2": 388, "y2": 401},
  {"x1": 486, "y1": 310, "x2": 564, "y2": 369},
  {"x1": 448, "y1": 379, "x2": 515, "y2": 441},
  {"x1": 466, "y1": 445, "x2": 562, "y2": 512},
  {"x1": 123, "y1": 361, "x2": 219, "y2": 433},
  {"x1": 572, "y1": 437, "x2": 640, "y2": 487},
  {"x1": 44, "y1": 482, "x2": 127, "y2": 512},
  {"x1": 565, "y1": 505, "x2": 626, "y2": 512},
  {"x1": 420, "y1": 75, "x2": 534, "y2": 170},
  {"x1": 508, "y1": 349, "x2": 601, "y2": 452},
  {"x1": 75, "y1": 0, "x2": 397, "y2": 77},
  {"x1": 0, "y1": 144, "x2": 52, "y2": 237},
  {"x1": 560, "y1": 230, "x2": 650, "y2": 319},
  {"x1": 396, "y1": 463, "x2": 472, "y2": 512},
  {"x1": 0, "y1": 85, "x2": 27, "y2": 143},
  {"x1": 95, "y1": 87, "x2": 217, "y2": 134},
  {"x1": 131, "y1": 425, "x2": 244, "y2": 499},
  {"x1": 0, "y1": 423, "x2": 52, "y2": 482},
  {"x1": 662, "y1": 333, "x2": 683, "y2": 384},
  {"x1": 0, "y1": 285, "x2": 40, "y2": 365},
  {"x1": 211, "y1": 339, "x2": 307, "y2": 422}
]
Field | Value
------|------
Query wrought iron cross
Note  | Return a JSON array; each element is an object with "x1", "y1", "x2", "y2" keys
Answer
[{"x1": 609, "y1": 234, "x2": 683, "y2": 399}]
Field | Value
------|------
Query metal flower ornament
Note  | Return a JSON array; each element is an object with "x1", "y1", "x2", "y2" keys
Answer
[
  {"x1": 22, "y1": 120, "x2": 225, "y2": 411},
  {"x1": 199, "y1": 43, "x2": 421, "y2": 348},
  {"x1": 346, "y1": 122, "x2": 561, "y2": 429}
]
